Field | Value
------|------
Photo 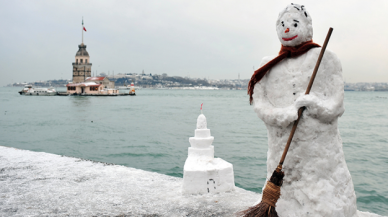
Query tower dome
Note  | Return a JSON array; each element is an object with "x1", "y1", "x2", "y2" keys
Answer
[{"x1": 75, "y1": 43, "x2": 89, "y2": 56}]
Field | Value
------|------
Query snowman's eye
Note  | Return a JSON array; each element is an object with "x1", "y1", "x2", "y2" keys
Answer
[
  {"x1": 294, "y1": 23, "x2": 298, "y2": 27},
  {"x1": 281, "y1": 21, "x2": 284, "y2": 27}
]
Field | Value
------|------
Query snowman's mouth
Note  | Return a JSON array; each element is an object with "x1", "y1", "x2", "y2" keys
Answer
[{"x1": 282, "y1": 35, "x2": 298, "y2": 41}]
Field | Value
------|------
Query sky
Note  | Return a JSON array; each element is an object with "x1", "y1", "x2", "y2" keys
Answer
[{"x1": 0, "y1": 0, "x2": 387, "y2": 86}]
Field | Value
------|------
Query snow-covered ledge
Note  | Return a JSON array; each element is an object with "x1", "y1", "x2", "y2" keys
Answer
[{"x1": 0, "y1": 146, "x2": 384, "y2": 217}]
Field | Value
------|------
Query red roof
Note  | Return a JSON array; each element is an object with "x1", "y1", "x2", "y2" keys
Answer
[{"x1": 86, "y1": 77, "x2": 105, "y2": 81}]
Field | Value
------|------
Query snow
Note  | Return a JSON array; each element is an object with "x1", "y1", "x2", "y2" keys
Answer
[
  {"x1": 196, "y1": 114, "x2": 207, "y2": 129},
  {"x1": 276, "y1": 3, "x2": 313, "y2": 47},
  {"x1": 0, "y1": 146, "x2": 384, "y2": 217},
  {"x1": 0, "y1": 146, "x2": 251, "y2": 216},
  {"x1": 183, "y1": 114, "x2": 235, "y2": 195},
  {"x1": 251, "y1": 3, "x2": 363, "y2": 217}
]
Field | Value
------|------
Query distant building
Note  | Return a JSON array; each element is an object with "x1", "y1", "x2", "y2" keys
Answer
[
  {"x1": 68, "y1": 21, "x2": 117, "y2": 95},
  {"x1": 66, "y1": 82, "x2": 102, "y2": 94},
  {"x1": 72, "y1": 43, "x2": 92, "y2": 83},
  {"x1": 66, "y1": 77, "x2": 116, "y2": 95}
]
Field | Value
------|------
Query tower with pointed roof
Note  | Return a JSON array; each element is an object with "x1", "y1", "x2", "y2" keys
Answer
[
  {"x1": 72, "y1": 18, "x2": 92, "y2": 83},
  {"x1": 72, "y1": 43, "x2": 92, "y2": 83}
]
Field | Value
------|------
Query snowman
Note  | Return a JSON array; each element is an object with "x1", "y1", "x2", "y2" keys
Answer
[{"x1": 248, "y1": 4, "x2": 358, "y2": 217}]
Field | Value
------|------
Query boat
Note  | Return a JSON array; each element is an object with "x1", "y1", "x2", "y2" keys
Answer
[{"x1": 18, "y1": 85, "x2": 57, "y2": 96}]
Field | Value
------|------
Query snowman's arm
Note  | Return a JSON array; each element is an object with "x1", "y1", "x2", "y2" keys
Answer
[
  {"x1": 296, "y1": 50, "x2": 345, "y2": 122},
  {"x1": 252, "y1": 57, "x2": 298, "y2": 128}
]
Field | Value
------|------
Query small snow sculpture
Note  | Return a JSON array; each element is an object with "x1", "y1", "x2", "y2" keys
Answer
[
  {"x1": 249, "y1": 3, "x2": 358, "y2": 217},
  {"x1": 183, "y1": 114, "x2": 235, "y2": 194},
  {"x1": 196, "y1": 114, "x2": 207, "y2": 129}
]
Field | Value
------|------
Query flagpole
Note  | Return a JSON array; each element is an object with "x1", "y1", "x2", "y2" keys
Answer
[{"x1": 82, "y1": 17, "x2": 84, "y2": 44}]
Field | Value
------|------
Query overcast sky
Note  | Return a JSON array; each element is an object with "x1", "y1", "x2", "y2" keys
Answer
[{"x1": 1, "y1": 0, "x2": 387, "y2": 86}]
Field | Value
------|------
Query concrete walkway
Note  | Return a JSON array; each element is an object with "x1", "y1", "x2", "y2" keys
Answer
[{"x1": 0, "y1": 146, "x2": 383, "y2": 217}]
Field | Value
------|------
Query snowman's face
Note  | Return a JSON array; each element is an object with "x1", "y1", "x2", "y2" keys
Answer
[{"x1": 276, "y1": 12, "x2": 312, "y2": 47}]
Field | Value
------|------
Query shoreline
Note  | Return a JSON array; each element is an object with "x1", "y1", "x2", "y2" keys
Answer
[{"x1": 0, "y1": 146, "x2": 385, "y2": 217}]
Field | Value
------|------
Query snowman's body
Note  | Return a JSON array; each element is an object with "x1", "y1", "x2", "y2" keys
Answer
[{"x1": 252, "y1": 4, "x2": 358, "y2": 217}]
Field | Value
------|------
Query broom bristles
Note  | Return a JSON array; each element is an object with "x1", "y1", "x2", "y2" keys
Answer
[
  {"x1": 237, "y1": 167, "x2": 284, "y2": 217},
  {"x1": 237, "y1": 201, "x2": 279, "y2": 217}
]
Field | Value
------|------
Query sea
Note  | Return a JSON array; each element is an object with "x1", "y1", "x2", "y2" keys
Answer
[{"x1": 0, "y1": 87, "x2": 387, "y2": 216}]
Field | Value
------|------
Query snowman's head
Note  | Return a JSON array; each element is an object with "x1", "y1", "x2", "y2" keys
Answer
[{"x1": 276, "y1": 3, "x2": 313, "y2": 47}]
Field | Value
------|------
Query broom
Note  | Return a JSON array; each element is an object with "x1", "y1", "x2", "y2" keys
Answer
[{"x1": 239, "y1": 27, "x2": 334, "y2": 217}]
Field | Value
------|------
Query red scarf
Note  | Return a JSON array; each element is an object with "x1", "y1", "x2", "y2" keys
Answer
[{"x1": 248, "y1": 40, "x2": 321, "y2": 104}]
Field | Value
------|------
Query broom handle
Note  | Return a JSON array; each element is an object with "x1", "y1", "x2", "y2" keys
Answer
[{"x1": 278, "y1": 27, "x2": 333, "y2": 168}]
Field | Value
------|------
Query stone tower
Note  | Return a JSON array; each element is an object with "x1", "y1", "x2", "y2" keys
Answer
[{"x1": 72, "y1": 43, "x2": 92, "y2": 83}]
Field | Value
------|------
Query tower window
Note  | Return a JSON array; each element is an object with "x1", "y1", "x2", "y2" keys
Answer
[
  {"x1": 80, "y1": 59, "x2": 83, "y2": 63},
  {"x1": 85, "y1": 59, "x2": 88, "y2": 63},
  {"x1": 76, "y1": 59, "x2": 78, "y2": 63}
]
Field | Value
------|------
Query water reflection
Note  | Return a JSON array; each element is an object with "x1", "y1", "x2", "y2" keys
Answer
[{"x1": 70, "y1": 96, "x2": 91, "y2": 107}]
